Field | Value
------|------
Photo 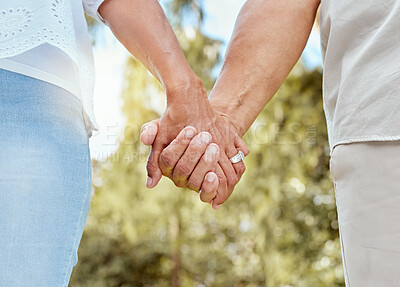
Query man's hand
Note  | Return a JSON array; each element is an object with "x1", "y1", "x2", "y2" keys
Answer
[
  {"x1": 141, "y1": 93, "x2": 249, "y2": 209},
  {"x1": 141, "y1": 121, "x2": 221, "y2": 204}
]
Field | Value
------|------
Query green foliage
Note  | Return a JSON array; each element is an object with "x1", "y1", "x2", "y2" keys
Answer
[
  {"x1": 240, "y1": 66, "x2": 344, "y2": 286},
  {"x1": 178, "y1": 27, "x2": 222, "y2": 91},
  {"x1": 70, "y1": 1, "x2": 344, "y2": 287}
]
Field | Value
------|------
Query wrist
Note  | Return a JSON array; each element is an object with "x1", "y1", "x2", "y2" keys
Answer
[
  {"x1": 161, "y1": 62, "x2": 199, "y2": 91},
  {"x1": 165, "y1": 76, "x2": 207, "y2": 106},
  {"x1": 209, "y1": 97, "x2": 245, "y2": 137}
]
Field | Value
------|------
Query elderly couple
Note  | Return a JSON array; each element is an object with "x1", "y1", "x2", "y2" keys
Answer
[{"x1": 1, "y1": 0, "x2": 400, "y2": 285}]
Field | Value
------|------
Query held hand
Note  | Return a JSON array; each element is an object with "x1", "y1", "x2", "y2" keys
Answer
[
  {"x1": 144, "y1": 82, "x2": 219, "y2": 188},
  {"x1": 141, "y1": 121, "x2": 220, "y2": 203},
  {"x1": 141, "y1": 99, "x2": 249, "y2": 209},
  {"x1": 189, "y1": 115, "x2": 249, "y2": 209}
]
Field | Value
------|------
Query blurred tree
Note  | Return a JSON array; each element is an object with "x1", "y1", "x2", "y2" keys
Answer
[
  {"x1": 167, "y1": 0, "x2": 204, "y2": 27},
  {"x1": 71, "y1": 1, "x2": 344, "y2": 287}
]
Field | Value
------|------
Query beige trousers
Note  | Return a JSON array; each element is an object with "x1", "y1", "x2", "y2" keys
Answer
[{"x1": 330, "y1": 141, "x2": 400, "y2": 287}]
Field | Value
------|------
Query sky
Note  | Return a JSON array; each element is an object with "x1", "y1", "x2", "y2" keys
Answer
[{"x1": 89, "y1": 0, "x2": 322, "y2": 160}]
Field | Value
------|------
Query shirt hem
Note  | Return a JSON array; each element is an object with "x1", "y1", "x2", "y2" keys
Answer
[
  {"x1": 0, "y1": 59, "x2": 81, "y2": 101},
  {"x1": 330, "y1": 136, "x2": 400, "y2": 156},
  {"x1": 0, "y1": 64, "x2": 98, "y2": 138}
]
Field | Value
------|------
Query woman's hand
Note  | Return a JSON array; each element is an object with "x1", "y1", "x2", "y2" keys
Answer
[
  {"x1": 141, "y1": 120, "x2": 221, "y2": 204},
  {"x1": 141, "y1": 97, "x2": 249, "y2": 209}
]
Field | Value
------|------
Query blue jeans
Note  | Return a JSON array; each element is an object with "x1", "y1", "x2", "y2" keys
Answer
[{"x1": 0, "y1": 69, "x2": 91, "y2": 286}]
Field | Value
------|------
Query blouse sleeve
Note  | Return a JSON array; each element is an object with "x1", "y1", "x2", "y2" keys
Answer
[{"x1": 82, "y1": 0, "x2": 107, "y2": 23}]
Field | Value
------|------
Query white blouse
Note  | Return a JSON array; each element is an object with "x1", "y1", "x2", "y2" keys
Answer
[{"x1": 0, "y1": 0, "x2": 106, "y2": 136}]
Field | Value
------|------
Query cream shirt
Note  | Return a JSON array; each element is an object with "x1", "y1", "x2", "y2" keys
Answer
[
  {"x1": 320, "y1": 0, "x2": 400, "y2": 154},
  {"x1": 0, "y1": 0, "x2": 105, "y2": 136}
]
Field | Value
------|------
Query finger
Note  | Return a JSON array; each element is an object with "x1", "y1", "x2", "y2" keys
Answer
[
  {"x1": 235, "y1": 135, "x2": 250, "y2": 156},
  {"x1": 199, "y1": 172, "x2": 219, "y2": 203},
  {"x1": 159, "y1": 126, "x2": 197, "y2": 177},
  {"x1": 212, "y1": 154, "x2": 237, "y2": 208},
  {"x1": 211, "y1": 164, "x2": 228, "y2": 210},
  {"x1": 226, "y1": 145, "x2": 247, "y2": 182},
  {"x1": 172, "y1": 132, "x2": 212, "y2": 187},
  {"x1": 209, "y1": 140, "x2": 246, "y2": 209},
  {"x1": 211, "y1": 146, "x2": 245, "y2": 209},
  {"x1": 146, "y1": 141, "x2": 164, "y2": 188},
  {"x1": 219, "y1": 148, "x2": 240, "y2": 191},
  {"x1": 187, "y1": 143, "x2": 220, "y2": 192},
  {"x1": 140, "y1": 119, "x2": 160, "y2": 146}
]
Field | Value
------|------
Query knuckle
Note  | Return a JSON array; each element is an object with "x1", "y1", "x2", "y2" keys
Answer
[
  {"x1": 218, "y1": 174, "x2": 227, "y2": 186},
  {"x1": 190, "y1": 144, "x2": 204, "y2": 156},
  {"x1": 146, "y1": 160, "x2": 158, "y2": 173},
  {"x1": 227, "y1": 174, "x2": 239, "y2": 186},
  {"x1": 237, "y1": 163, "x2": 246, "y2": 175},
  {"x1": 160, "y1": 166, "x2": 172, "y2": 177},
  {"x1": 174, "y1": 164, "x2": 192, "y2": 178},
  {"x1": 160, "y1": 151, "x2": 176, "y2": 167},
  {"x1": 173, "y1": 179, "x2": 187, "y2": 188},
  {"x1": 213, "y1": 137, "x2": 222, "y2": 146},
  {"x1": 187, "y1": 179, "x2": 201, "y2": 192}
]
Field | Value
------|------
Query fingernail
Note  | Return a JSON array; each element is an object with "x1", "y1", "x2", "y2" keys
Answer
[
  {"x1": 146, "y1": 176, "x2": 153, "y2": 187},
  {"x1": 206, "y1": 173, "x2": 215, "y2": 183},
  {"x1": 185, "y1": 129, "x2": 195, "y2": 139},
  {"x1": 207, "y1": 144, "x2": 218, "y2": 155},
  {"x1": 143, "y1": 123, "x2": 155, "y2": 134},
  {"x1": 147, "y1": 123, "x2": 156, "y2": 133},
  {"x1": 201, "y1": 133, "x2": 211, "y2": 144},
  {"x1": 141, "y1": 124, "x2": 148, "y2": 134}
]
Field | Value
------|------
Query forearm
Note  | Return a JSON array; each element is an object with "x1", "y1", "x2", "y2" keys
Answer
[
  {"x1": 209, "y1": 0, "x2": 320, "y2": 136},
  {"x1": 98, "y1": 0, "x2": 201, "y2": 94}
]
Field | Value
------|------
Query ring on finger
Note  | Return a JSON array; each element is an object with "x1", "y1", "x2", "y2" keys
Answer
[{"x1": 229, "y1": 150, "x2": 245, "y2": 164}]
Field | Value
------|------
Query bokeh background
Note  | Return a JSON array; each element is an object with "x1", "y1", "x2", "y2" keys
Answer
[{"x1": 70, "y1": 1, "x2": 344, "y2": 286}]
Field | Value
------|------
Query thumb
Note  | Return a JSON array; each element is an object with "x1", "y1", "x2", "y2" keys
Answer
[
  {"x1": 140, "y1": 119, "x2": 160, "y2": 146},
  {"x1": 146, "y1": 137, "x2": 163, "y2": 188}
]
